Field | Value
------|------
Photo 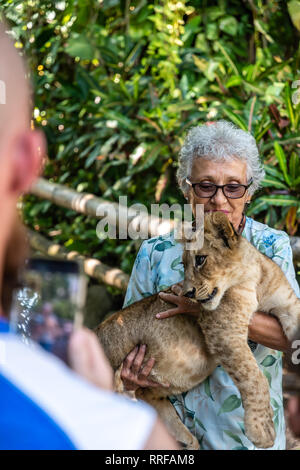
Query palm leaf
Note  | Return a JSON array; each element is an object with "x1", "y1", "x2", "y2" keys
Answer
[
  {"x1": 284, "y1": 82, "x2": 295, "y2": 129},
  {"x1": 258, "y1": 195, "x2": 299, "y2": 207},
  {"x1": 261, "y1": 177, "x2": 288, "y2": 189},
  {"x1": 222, "y1": 108, "x2": 248, "y2": 131},
  {"x1": 274, "y1": 142, "x2": 291, "y2": 186}
]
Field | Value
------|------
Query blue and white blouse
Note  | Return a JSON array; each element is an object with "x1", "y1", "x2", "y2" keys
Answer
[{"x1": 123, "y1": 216, "x2": 300, "y2": 450}]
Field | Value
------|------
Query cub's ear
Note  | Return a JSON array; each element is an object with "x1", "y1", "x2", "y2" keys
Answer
[
  {"x1": 206, "y1": 212, "x2": 239, "y2": 249},
  {"x1": 174, "y1": 220, "x2": 203, "y2": 250}
]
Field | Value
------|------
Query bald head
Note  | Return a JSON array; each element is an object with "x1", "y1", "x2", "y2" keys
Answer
[
  {"x1": 0, "y1": 21, "x2": 45, "y2": 315},
  {"x1": 0, "y1": 21, "x2": 30, "y2": 139}
]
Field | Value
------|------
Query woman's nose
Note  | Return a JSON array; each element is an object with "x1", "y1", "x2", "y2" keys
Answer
[{"x1": 210, "y1": 187, "x2": 228, "y2": 205}]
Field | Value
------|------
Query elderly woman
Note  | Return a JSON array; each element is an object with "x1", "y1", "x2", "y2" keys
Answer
[{"x1": 121, "y1": 121, "x2": 300, "y2": 450}]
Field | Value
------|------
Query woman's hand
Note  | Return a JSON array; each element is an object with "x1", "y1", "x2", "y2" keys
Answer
[
  {"x1": 156, "y1": 282, "x2": 200, "y2": 319},
  {"x1": 120, "y1": 344, "x2": 170, "y2": 392}
]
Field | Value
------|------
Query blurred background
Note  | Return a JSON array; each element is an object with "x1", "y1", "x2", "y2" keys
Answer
[{"x1": 0, "y1": 0, "x2": 299, "y2": 325}]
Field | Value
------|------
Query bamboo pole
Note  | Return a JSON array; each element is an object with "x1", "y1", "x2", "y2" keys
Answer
[
  {"x1": 30, "y1": 178, "x2": 175, "y2": 238},
  {"x1": 29, "y1": 178, "x2": 300, "y2": 261},
  {"x1": 28, "y1": 229, "x2": 129, "y2": 292}
]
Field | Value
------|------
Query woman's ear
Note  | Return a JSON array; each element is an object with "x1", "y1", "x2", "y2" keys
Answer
[{"x1": 10, "y1": 129, "x2": 46, "y2": 195}]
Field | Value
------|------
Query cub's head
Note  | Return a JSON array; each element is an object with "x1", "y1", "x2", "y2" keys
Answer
[{"x1": 181, "y1": 211, "x2": 241, "y2": 311}]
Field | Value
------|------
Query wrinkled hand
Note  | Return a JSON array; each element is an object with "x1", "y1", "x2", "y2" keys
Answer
[
  {"x1": 121, "y1": 344, "x2": 169, "y2": 392},
  {"x1": 156, "y1": 281, "x2": 200, "y2": 319},
  {"x1": 68, "y1": 327, "x2": 114, "y2": 391}
]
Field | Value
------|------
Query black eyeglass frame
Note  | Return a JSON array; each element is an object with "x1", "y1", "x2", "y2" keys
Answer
[{"x1": 185, "y1": 177, "x2": 253, "y2": 200}]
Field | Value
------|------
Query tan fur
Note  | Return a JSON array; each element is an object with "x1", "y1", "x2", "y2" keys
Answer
[{"x1": 95, "y1": 212, "x2": 300, "y2": 449}]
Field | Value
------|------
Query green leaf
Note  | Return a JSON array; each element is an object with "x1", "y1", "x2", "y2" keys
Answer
[
  {"x1": 288, "y1": 0, "x2": 300, "y2": 31},
  {"x1": 237, "y1": 422, "x2": 246, "y2": 435},
  {"x1": 65, "y1": 34, "x2": 95, "y2": 60},
  {"x1": 225, "y1": 75, "x2": 242, "y2": 88},
  {"x1": 128, "y1": 144, "x2": 165, "y2": 175},
  {"x1": 255, "y1": 122, "x2": 273, "y2": 142},
  {"x1": 219, "y1": 16, "x2": 238, "y2": 36},
  {"x1": 195, "y1": 418, "x2": 207, "y2": 432},
  {"x1": 265, "y1": 206, "x2": 278, "y2": 228},
  {"x1": 274, "y1": 411, "x2": 280, "y2": 431},
  {"x1": 285, "y1": 82, "x2": 295, "y2": 129},
  {"x1": 294, "y1": 175, "x2": 300, "y2": 186},
  {"x1": 261, "y1": 355, "x2": 277, "y2": 367},
  {"x1": 222, "y1": 108, "x2": 248, "y2": 131},
  {"x1": 271, "y1": 398, "x2": 280, "y2": 409},
  {"x1": 85, "y1": 145, "x2": 102, "y2": 169},
  {"x1": 246, "y1": 199, "x2": 268, "y2": 216},
  {"x1": 223, "y1": 430, "x2": 244, "y2": 445},
  {"x1": 154, "y1": 241, "x2": 174, "y2": 252},
  {"x1": 207, "y1": 6, "x2": 224, "y2": 21},
  {"x1": 290, "y1": 152, "x2": 300, "y2": 183},
  {"x1": 261, "y1": 177, "x2": 287, "y2": 189},
  {"x1": 258, "y1": 195, "x2": 299, "y2": 207},
  {"x1": 263, "y1": 369, "x2": 272, "y2": 387},
  {"x1": 274, "y1": 142, "x2": 292, "y2": 185},
  {"x1": 262, "y1": 135, "x2": 300, "y2": 152},
  {"x1": 203, "y1": 376, "x2": 215, "y2": 401},
  {"x1": 105, "y1": 111, "x2": 135, "y2": 131},
  {"x1": 232, "y1": 446, "x2": 249, "y2": 450},
  {"x1": 167, "y1": 101, "x2": 195, "y2": 113},
  {"x1": 170, "y1": 256, "x2": 183, "y2": 270},
  {"x1": 265, "y1": 165, "x2": 286, "y2": 182},
  {"x1": 216, "y1": 41, "x2": 240, "y2": 76},
  {"x1": 218, "y1": 395, "x2": 242, "y2": 415},
  {"x1": 254, "y1": 19, "x2": 274, "y2": 43}
]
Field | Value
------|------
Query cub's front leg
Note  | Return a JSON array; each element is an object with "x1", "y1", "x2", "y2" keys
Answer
[{"x1": 198, "y1": 287, "x2": 276, "y2": 449}]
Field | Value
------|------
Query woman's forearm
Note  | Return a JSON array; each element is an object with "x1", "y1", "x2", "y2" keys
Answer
[{"x1": 248, "y1": 311, "x2": 290, "y2": 353}]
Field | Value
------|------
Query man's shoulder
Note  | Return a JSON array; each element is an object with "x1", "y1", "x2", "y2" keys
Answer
[{"x1": 0, "y1": 333, "x2": 156, "y2": 449}]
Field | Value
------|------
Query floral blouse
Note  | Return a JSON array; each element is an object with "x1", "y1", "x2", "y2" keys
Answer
[{"x1": 123, "y1": 216, "x2": 300, "y2": 450}]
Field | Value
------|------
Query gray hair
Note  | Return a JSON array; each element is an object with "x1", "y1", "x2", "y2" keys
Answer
[{"x1": 177, "y1": 120, "x2": 265, "y2": 197}]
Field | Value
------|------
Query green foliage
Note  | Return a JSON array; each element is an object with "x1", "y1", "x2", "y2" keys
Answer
[{"x1": 1, "y1": 0, "x2": 300, "y2": 286}]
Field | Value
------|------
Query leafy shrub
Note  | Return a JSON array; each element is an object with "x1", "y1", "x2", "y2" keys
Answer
[{"x1": 1, "y1": 0, "x2": 299, "y2": 287}]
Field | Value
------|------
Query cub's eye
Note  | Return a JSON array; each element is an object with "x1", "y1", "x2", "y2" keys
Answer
[{"x1": 195, "y1": 255, "x2": 207, "y2": 268}]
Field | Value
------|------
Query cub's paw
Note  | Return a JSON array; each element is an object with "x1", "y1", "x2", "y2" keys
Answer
[
  {"x1": 245, "y1": 407, "x2": 276, "y2": 449},
  {"x1": 178, "y1": 434, "x2": 200, "y2": 450}
]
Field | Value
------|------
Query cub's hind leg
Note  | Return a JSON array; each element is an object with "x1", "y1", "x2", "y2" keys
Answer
[
  {"x1": 136, "y1": 389, "x2": 200, "y2": 450},
  {"x1": 199, "y1": 289, "x2": 276, "y2": 448},
  {"x1": 217, "y1": 338, "x2": 275, "y2": 448}
]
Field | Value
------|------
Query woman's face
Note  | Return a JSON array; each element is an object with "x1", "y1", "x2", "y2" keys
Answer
[{"x1": 187, "y1": 158, "x2": 252, "y2": 232}]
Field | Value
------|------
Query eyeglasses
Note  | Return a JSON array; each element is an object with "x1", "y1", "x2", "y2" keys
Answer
[{"x1": 186, "y1": 178, "x2": 253, "y2": 199}]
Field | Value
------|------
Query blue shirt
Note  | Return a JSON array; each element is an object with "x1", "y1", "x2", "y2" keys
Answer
[
  {"x1": 123, "y1": 216, "x2": 300, "y2": 450},
  {"x1": 0, "y1": 318, "x2": 156, "y2": 450}
]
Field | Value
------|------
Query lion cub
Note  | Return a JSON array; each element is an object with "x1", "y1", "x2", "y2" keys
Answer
[{"x1": 95, "y1": 212, "x2": 300, "y2": 449}]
